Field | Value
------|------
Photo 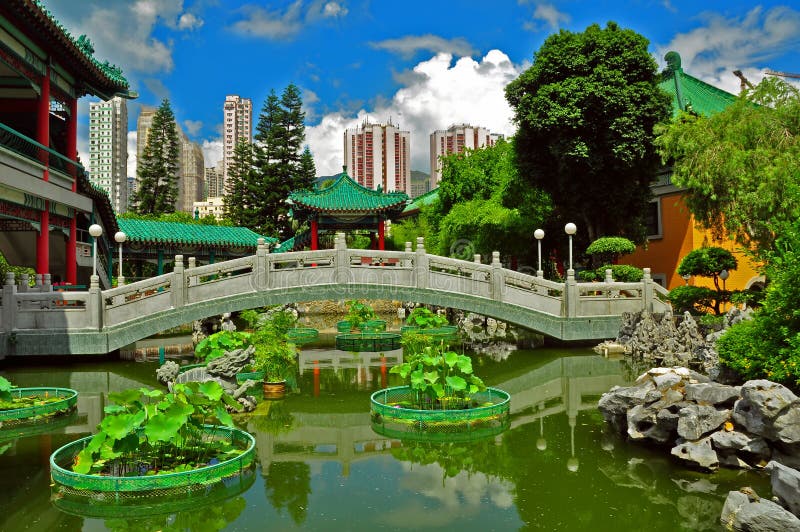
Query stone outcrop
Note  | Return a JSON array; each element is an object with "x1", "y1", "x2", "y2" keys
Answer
[
  {"x1": 720, "y1": 489, "x2": 800, "y2": 531},
  {"x1": 599, "y1": 308, "x2": 753, "y2": 379},
  {"x1": 599, "y1": 367, "x2": 800, "y2": 472}
]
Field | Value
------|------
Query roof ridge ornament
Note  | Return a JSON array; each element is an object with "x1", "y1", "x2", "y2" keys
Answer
[{"x1": 665, "y1": 51, "x2": 682, "y2": 72}]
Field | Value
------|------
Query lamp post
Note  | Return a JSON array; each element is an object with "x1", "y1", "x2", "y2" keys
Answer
[
  {"x1": 89, "y1": 224, "x2": 103, "y2": 278},
  {"x1": 682, "y1": 273, "x2": 691, "y2": 285},
  {"x1": 719, "y1": 269, "x2": 729, "y2": 291},
  {"x1": 114, "y1": 231, "x2": 127, "y2": 286},
  {"x1": 564, "y1": 223, "x2": 577, "y2": 273},
  {"x1": 534, "y1": 229, "x2": 545, "y2": 278}
]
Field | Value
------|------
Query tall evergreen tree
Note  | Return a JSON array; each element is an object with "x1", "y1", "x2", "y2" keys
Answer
[
  {"x1": 223, "y1": 141, "x2": 259, "y2": 229},
  {"x1": 132, "y1": 99, "x2": 180, "y2": 215},
  {"x1": 299, "y1": 146, "x2": 317, "y2": 190}
]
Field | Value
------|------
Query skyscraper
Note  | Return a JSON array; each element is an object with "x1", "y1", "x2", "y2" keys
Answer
[
  {"x1": 179, "y1": 133, "x2": 205, "y2": 213},
  {"x1": 89, "y1": 96, "x2": 128, "y2": 213},
  {"x1": 136, "y1": 105, "x2": 156, "y2": 164},
  {"x1": 343, "y1": 119, "x2": 410, "y2": 194},
  {"x1": 222, "y1": 95, "x2": 252, "y2": 188},
  {"x1": 205, "y1": 161, "x2": 225, "y2": 199},
  {"x1": 429, "y1": 124, "x2": 501, "y2": 185}
]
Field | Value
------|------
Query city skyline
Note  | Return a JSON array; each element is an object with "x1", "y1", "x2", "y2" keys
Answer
[{"x1": 42, "y1": 0, "x2": 800, "y2": 177}]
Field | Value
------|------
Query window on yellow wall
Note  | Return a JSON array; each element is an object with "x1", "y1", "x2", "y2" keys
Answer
[{"x1": 646, "y1": 200, "x2": 662, "y2": 239}]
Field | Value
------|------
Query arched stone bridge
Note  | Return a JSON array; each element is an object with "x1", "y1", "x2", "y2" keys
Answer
[{"x1": 0, "y1": 234, "x2": 670, "y2": 357}]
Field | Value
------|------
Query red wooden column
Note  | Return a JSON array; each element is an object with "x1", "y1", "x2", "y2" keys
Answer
[
  {"x1": 65, "y1": 97, "x2": 78, "y2": 284},
  {"x1": 311, "y1": 218, "x2": 319, "y2": 250},
  {"x1": 36, "y1": 65, "x2": 51, "y2": 275},
  {"x1": 378, "y1": 219, "x2": 385, "y2": 250}
]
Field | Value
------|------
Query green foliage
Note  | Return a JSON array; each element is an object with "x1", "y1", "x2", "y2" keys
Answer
[
  {"x1": 118, "y1": 211, "x2": 227, "y2": 226},
  {"x1": 194, "y1": 331, "x2": 252, "y2": 363},
  {"x1": 656, "y1": 77, "x2": 800, "y2": 257},
  {"x1": 578, "y1": 264, "x2": 643, "y2": 282},
  {"x1": 344, "y1": 300, "x2": 376, "y2": 329},
  {"x1": 250, "y1": 311, "x2": 299, "y2": 382},
  {"x1": 389, "y1": 343, "x2": 486, "y2": 410},
  {"x1": 225, "y1": 84, "x2": 313, "y2": 239},
  {"x1": 667, "y1": 285, "x2": 718, "y2": 315},
  {"x1": 388, "y1": 206, "x2": 437, "y2": 251},
  {"x1": 131, "y1": 99, "x2": 180, "y2": 215},
  {"x1": 0, "y1": 251, "x2": 35, "y2": 286},
  {"x1": 0, "y1": 376, "x2": 12, "y2": 403},
  {"x1": 730, "y1": 289, "x2": 765, "y2": 308},
  {"x1": 265, "y1": 461, "x2": 311, "y2": 525},
  {"x1": 73, "y1": 382, "x2": 242, "y2": 476},
  {"x1": 506, "y1": 22, "x2": 672, "y2": 247},
  {"x1": 677, "y1": 247, "x2": 737, "y2": 314},
  {"x1": 406, "y1": 307, "x2": 448, "y2": 329},
  {"x1": 432, "y1": 140, "x2": 552, "y2": 262},
  {"x1": 585, "y1": 237, "x2": 636, "y2": 266}
]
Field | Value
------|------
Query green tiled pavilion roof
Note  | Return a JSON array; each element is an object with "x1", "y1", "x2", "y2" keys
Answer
[
  {"x1": 402, "y1": 187, "x2": 439, "y2": 216},
  {"x1": 117, "y1": 219, "x2": 275, "y2": 248},
  {"x1": 660, "y1": 51, "x2": 738, "y2": 118},
  {"x1": 11, "y1": 1, "x2": 131, "y2": 93},
  {"x1": 289, "y1": 172, "x2": 409, "y2": 214}
]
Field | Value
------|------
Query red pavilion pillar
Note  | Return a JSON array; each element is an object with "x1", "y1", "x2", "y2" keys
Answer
[
  {"x1": 65, "y1": 97, "x2": 78, "y2": 284},
  {"x1": 378, "y1": 219, "x2": 385, "y2": 250},
  {"x1": 36, "y1": 65, "x2": 51, "y2": 276},
  {"x1": 311, "y1": 218, "x2": 319, "y2": 250}
]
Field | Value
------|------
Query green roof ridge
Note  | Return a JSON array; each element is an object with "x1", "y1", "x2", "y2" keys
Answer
[
  {"x1": 32, "y1": 0, "x2": 129, "y2": 88},
  {"x1": 289, "y1": 171, "x2": 409, "y2": 212},
  {"x1": 116, "y1": 218, "x2": 275, "y2": 248},
  {"x1": 403, "y1": 187, "x2": 439, "y2": 213},
  {"x1": 660, "y1": 51, "x2": 737, "y2": 117}
]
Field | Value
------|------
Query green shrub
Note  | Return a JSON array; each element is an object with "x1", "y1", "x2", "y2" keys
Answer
[
  {"x1": 717, "y1": 316, "x2": 800, "y2": 387},
  {"x1": 730, "y1": 289, "x2": 765, "y2": 308},
  {"x1": 195, "y1": 330, "x2": 252, "y2": 362},
  {"x1": 668, "y1": 285, "x2": 717, "y2": 314},
  {"x1": 578, "y1": 264, "x2": 643, "y2": 282},
  {"x1": 406, "y1": 307, "x2": 448, "y2": 329},
  {"x1": 585, "y1": 237, "x2": 636, "y2": 264}
]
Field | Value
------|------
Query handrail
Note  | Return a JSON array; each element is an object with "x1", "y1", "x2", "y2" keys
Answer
[{"x1": 0, "y1": 122, "x2": 83, "y2": 176}]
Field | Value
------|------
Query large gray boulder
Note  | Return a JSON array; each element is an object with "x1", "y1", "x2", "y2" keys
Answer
[
  {"x1": 677, "y1": 404, "x2": 731, "y2": 440},
  {"x1": 598, "y1": 381, "x2": 662, "y2": 433},
  {"x1": 766, "y1": 461, "x2": 800, "y2": 517},
  {"x1": 626, "y1": 403, "x2": 680, "y2": 444},
  {"x1": 720, "y1": 490, "x2": 800, "y2": 531},
  {"x1": 671, "y1": 436, "x2": 719, "y2": 471},
  {"x1": 685, "y1": 383, "x2": 741, "y2": 407},
  {"x1": 733, "y1": 380, "x2": 799, "y2": 441},
  {"x1": 711, "y1": 431, "x2": 771, "y2": 463}
]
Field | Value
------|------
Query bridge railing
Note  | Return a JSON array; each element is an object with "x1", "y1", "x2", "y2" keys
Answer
[{"x1": 0, "y1": 235, "x2": 671, "y2": 337}]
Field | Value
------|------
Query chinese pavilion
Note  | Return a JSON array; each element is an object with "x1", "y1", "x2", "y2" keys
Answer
[{"x1": 283, "y1": 170, "x2": 409, "y2": 251}]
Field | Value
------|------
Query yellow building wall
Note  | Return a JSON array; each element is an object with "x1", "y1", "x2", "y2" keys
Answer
[{"x1": 626, "y1": 192, "x2": 762, "y2": 291}]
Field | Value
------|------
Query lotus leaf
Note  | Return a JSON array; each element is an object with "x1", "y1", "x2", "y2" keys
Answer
[
  {"x1": 215, "y1": 405, "x2": 233, "y2": 427},
  {"x1": 445, "y1": 375, "x2": 467, "y2": 391},
  {"x1": 144, "y1": 412, "x2": 184, "y2": 442},
  {"x1": 410, "y1": 369, "x2": 425, "y2": 388},
  {"x1": 198, "y1": 381, "x2": 224, "y2": 402},
  {"x1": 423, "y1": 371, "x2": 439, "y2": 384},
  {"x1": 456, "y1": 356, "x2": 473, "y2": 373},
  {"x1": 103, "y1": 404, "x2": 127, "y2": 414},
  {"x1": 431, "y1": 383, "x2": 445, "y2": 398},
  {"x1": 73, "y1": 448, "x2": 94, "y2": 474},
  {"x1": 100, "y1": 412, "x2": 143, "y2": 440},
  {"x1": 444, "y1": 351, "x2": 459, "y2": 368},
  {"x1": 113, "y1": 433, "x2": 140, "y2": 454},
  {"x1": 139, "y1": 387, "x2": 163, "y2": 399},
  {"x1": 108, "y1": 389, "x2": 143, "y2": 407}
]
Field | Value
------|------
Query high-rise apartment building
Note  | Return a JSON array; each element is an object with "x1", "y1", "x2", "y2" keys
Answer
[
  {"x1": 136, "y1": 105, "x2": 156, "y2": 164},
  {"x1": 429, "y1": 124, "x2": 502, "y2": 185},
  {"x1": 89, "y1": 96, "x2": 128, "y2": 213},
  {"x1": 343, "y1": 119, "x2": 410, "y2": 194},
  {"x1": 179, "y1": 133, "x2": 204, "y2": 213},
  {"x1": 222, "y1": 95, "x2": 252, "y2": 188},
  {"x1": 205, "y1": 161, "x2": 225, "y2": 199}
]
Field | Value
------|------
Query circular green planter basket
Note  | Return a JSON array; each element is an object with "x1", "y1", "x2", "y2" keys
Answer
[
  {"x1": 52, "y1": 467, "x2": 256, "y2": 519},
  {"x1": 235, "y1": 370, "x2": 265, "y2": 385},
  {"x1": 335, "y1": 332, "x2": 402, "y2": 352},
  {"x1": 370, "y1": 386, "x2": 510, "y2": 435},
  {"x1": 50, "y1": 425, "x2": 256, "y2": 497},
  {"x1": 0, "y1": 387, "x2": 78, "y2": 428},
  {"x1": 361, "y1": 319, "x2": 387, "y2": 333},
  {"x1": 336, "y1": 320, "x2": 354, "y2": 333},
  {"x1": 286, "y1": 327, "x2": 319, "y2": 344}
]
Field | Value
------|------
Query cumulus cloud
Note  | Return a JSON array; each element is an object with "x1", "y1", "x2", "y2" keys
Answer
[
  {"x1": 177, "y1": 12, "x2": 204, "y2": 31},
  {"x1": 142, "y1": 79, "x2": 171, "y2": 102},
  {"x1": 306, "y1": 50, "x2": 521, "y2": 175},
  {"x1": 230, "y1": 0, "x2": 348, "y2": 40},
  {"x1": 657, "y1": 6, "x2": 800, "y2": 94},
  {"x1": 520, "y1": 1, "x2": 570, "y2": 32},
  {"x1": 201, "y1": 139, "x2": 224, "y2": 168},
  {"x1": 370, "y1": 35, "x2": 477, "y2": 59},
  {"x1": 183, "y1": 120, "x2": 203, "y2": 136}
]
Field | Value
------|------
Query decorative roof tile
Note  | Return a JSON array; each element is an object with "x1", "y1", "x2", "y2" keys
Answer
[
  {"x1": 660, "y1": 51, "x2": 738, "y2": 117},
  {"x1": 289, "y1": 172, "x2": 409, "y2": 213},
  {"x1": 402, "y1": 187, "x2": 439, "y2": 215},
  {"x1": 117, "y1": 219, "x2": 275, "y2": 248}
]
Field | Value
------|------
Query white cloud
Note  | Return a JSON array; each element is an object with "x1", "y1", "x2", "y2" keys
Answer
[
  {"x1": 183, "y1": 120, "x2": 203, "y2": 136},
  {"x1": 657, "y1": 6, "x2": 800, "y2": 94},
  {"x1": 321, "y1": 2, "x2": 348, "y2": 18},
  {"x1": 370, "y1": 35, "x2": 477, "y2": 59},
  {"x1": 142, "y1": 79, "x2": 171, "y2": 101},
  {"x1": 532, "y1": 3, "x2": 570, "y2": 30},
  {"x1": 178, "y1": 12, "x2": 204, "y2": 31},
  {"x1": 201, "y1": 139, "x2": 224, "y2": 168},
  {"x1": 230, "y1": 0, "x2": 349, "y2": 40},
  {"x1": 127, "y1": 131, "x2": 137, "y2": 178},
  {"x1": 306, "y1": 50, "x2": 521, "y2": 175}
]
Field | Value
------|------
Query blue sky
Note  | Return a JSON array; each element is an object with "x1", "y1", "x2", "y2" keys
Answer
[{"x1": 43, "y1": 0, "x2": 800, "y2": 176}]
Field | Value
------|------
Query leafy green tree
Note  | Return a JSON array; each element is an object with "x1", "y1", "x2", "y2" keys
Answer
[
  {"x1": 585, "y1": 236, "x2": 636, "y2": 267},
  {"x1": 132, "y1": 99, "x2": 180, "y2": 215},
  {"x1": 677, "y1": 247, "x2": 737, "y2": 315},
  {"x1": 506, "y1": 22, "x2": 672, "y2": 248},
  {"x1": 432, "y1": 140, "x2": 552, "y2": 262},
  {"x1": 656, "y1": 77, "x2": 800, "y2": 257}
]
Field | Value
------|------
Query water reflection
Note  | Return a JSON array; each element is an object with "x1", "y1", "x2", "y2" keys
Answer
[{"x1": 0, "y1": 352, "x2": 774, "y2": 531}]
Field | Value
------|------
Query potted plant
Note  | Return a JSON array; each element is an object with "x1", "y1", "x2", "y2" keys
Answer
[{"x1": 250, "y1": 313, "x2": 299, "y2": 398}]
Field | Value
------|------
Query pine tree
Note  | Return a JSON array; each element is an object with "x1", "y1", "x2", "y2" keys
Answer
[
  {"x1": 299, "y1": 146, "x2": 317, "y2": 190},
  {"x1": 223, "y1": 141, "x2": 258, "y2": 228},
  {"x1": 132, "y1": 99, "x2": 180, "y2": 215}
]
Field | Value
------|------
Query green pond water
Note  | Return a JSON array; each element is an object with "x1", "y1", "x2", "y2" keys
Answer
[{"x1": 0, "y1": 346, "x2": 771, "y2": 531}]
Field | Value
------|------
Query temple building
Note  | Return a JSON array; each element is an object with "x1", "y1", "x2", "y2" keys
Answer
[{"x1": 0, "y1": 0, "x2": 135, "y2": 288}]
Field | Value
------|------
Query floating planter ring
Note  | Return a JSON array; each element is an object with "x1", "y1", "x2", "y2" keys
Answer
[
  {"x1": 235, "y1": 370, "x2": 265, "y2": 385},
  {"x1": 0, "y1": 387, "x2": 78, "y2": 426},
  {"x1": 361, "y1": 319, "x2": 387, "y2": 333},
  {"x1": 372, "y1": 416, "x2": 510, "y2": 443},
  {"x1": 50, "y1": 425, "x2": 256, "y2": 496},
  {"x1": 335, "y1": 332, "x2": 402, "y2": 352},
  {"x1": 286, "y1": 327, "x2": 319, "y2": 344},
  {"x1": 370, "y1": 386, "x2": 510, "y2": 433}
]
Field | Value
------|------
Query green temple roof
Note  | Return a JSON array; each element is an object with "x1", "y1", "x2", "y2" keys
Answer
[
  {"x1": 289, "y1": 172, "x2": 409, "y2": 214},
  {"x1": 401, "y1": 187, "x2": 439, "y2": 217},
  {"x1": 660, "y1": 51, "x2": 738, "y2": 117},
  {"x1": 117, "y1": 219, "x2": 275, "y2": 248}
]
